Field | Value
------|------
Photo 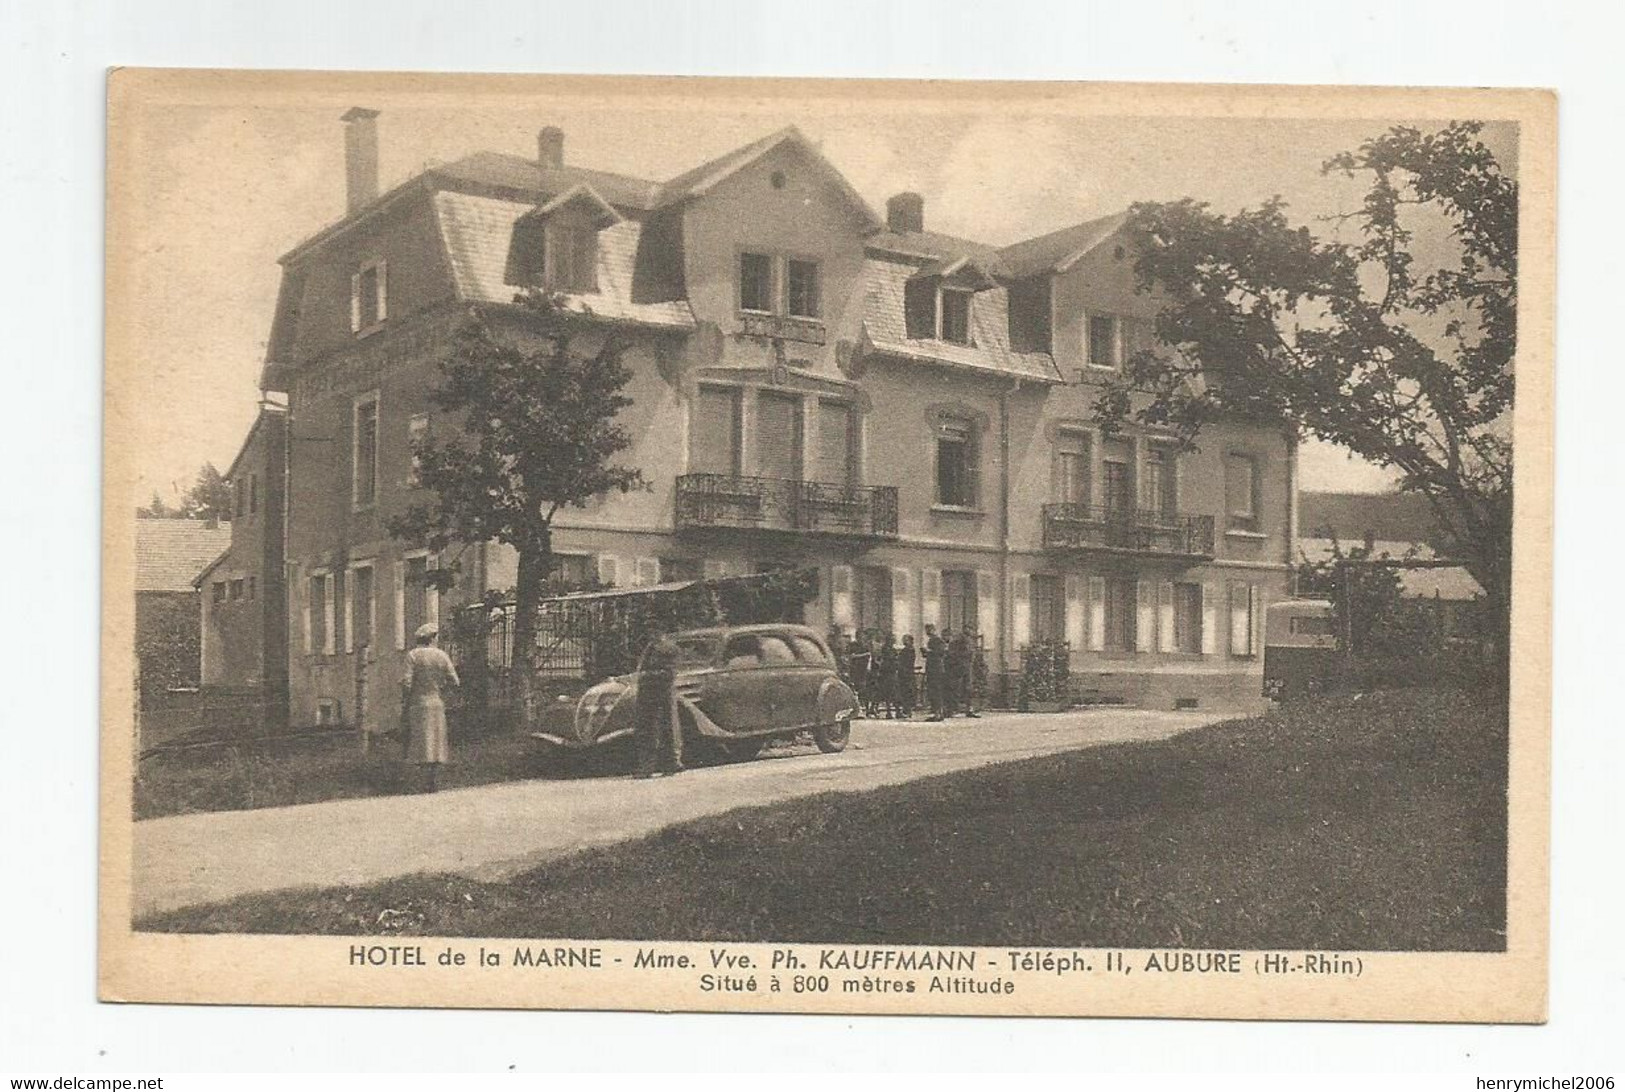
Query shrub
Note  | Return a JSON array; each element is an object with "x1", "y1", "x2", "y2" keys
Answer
[{"x1": 1018, "y1": 638, "x2": 1071, "y2": 709}]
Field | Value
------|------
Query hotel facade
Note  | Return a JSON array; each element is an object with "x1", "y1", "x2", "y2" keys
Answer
[{"x1": 237, "y1": 113, "x2": 1295, "y2": 731}]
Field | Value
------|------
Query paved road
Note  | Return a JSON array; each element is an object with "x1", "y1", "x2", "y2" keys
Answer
[{"x1": 131, "y1": 708, "x2": 1226, "y2": 918}]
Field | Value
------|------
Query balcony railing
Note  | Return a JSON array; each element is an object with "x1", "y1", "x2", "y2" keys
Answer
[
  {"x1": 1042, "y1": 502, "x2": 1215, "y2": 560},
  {"x1": 676, "y1": 473, "x2": 900, "y2": 539}
]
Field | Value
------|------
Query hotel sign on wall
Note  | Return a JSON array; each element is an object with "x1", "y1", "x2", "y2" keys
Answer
[{"x1": 740, "y1": 313, "x2": 826, "y2": 345}]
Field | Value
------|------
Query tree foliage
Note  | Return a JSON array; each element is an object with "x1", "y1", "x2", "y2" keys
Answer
[
  {"x1": 1097, "y1": 122, "x2": 1515, "y2": 662},
  {"x1": 389, "y1": 292, "x2": 645, "y2": 726},
  {"x1": 137, "y1": 463, "x2": 234, "y2": 521}
]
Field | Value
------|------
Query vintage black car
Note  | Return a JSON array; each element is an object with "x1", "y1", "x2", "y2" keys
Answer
[{"x1": 530, "y1": 623, "x2": 860, "y2": 762}]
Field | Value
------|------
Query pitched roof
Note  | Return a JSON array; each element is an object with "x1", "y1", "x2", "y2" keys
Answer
[
  {"x1": 135, "y1": 520, "x2": 232, "y2": 594},
  {"x1": 432, "y1": 191, "x2": 695, "y2": 329},
  {"x1": 861, "y1": 258, "x2": 1061, "y2": 384},
  {"x1": 997, "y1": 211, "x2": 1130, "y2": 279},
  {"x1": 866, "y1": 228, "x2": 1005, "y2": 268},
  {"x1": 1299, "y1": 490, "x2": 1441, "y2": 543},
  {"x1": 653, "y1": 126, "x2": 883, "y2": 229},
  {"x1": 432, "y1": 152, "x2": 662, "y2": 209},
  {"x1": 1297, "y1": 537, "x2": 1484, "y2": 602}
]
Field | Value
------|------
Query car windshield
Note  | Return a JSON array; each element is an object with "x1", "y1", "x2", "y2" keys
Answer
[{"x1": 787, "y1": 634, "x2": 832, "y2": 666}]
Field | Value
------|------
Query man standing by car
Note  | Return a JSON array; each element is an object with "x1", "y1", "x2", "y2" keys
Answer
[
  {"x1": 634, "y1": 634, "x2": 683, "y2": 778},
  {"x1": 924, "y1": 624, "x2": 949, "y2": 721}
]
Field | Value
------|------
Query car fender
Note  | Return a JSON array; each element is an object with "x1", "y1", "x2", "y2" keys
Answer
[{"x1": 817, "y1": 676, "x2": 860, "y2": 725}]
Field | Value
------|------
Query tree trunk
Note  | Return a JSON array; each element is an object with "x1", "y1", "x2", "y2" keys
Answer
[{"x1": 511, "y1": 528, "x2": 552, "y2": 731}]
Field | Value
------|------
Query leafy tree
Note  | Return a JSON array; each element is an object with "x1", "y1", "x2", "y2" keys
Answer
[
  {"x1": 389, "y1": 292, "x2": 644, "y2": 727},
  {"x1": 1098, "y1": 122, "x2": 1515, "y2": 676},
  {"x1": 179, "y1": 462, "x2": 233, "y2": 522},
  {"x1": 137, "y1": 490, "x2": 176, "y2": 519}
]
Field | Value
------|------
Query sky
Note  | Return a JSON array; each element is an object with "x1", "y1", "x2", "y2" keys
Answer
[{"x1": 117, "y1": 82, "x2": 1517, "y2": 505}]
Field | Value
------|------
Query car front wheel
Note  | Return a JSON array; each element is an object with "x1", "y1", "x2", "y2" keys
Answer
[{"x1": 813, "y1": 717, "x2": 851, "y2": 753}]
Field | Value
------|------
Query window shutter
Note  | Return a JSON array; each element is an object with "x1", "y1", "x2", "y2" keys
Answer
[
  {"x1": 343, "y1": 569, "x2": 355, "y2": 654},
  {"x1": 1086, "y1": 575, "x2": 1106, "y2": 652},
  {"x1": 634, "y1": 557, "x2": 660, "y2": 587},
  {"x1": 394, "y1": 560, "x2": 407, "y2": 650},
  {"x1": 322, "y1": 574, "x2": 337, "y2": 656},
  {"x1": 1201, "y1": 582, "x2": 1218, "y2": 655},
  {"x1": 1229, "y1": 581, "x2": 1250, "y2": 657},
  {"x1": 1158, "y1": 582, "x2": 1176, "y2": 653},
  {"x1": 904, "y1": 277, "x2": 936, "y2": 339},
  {"x1": 975, "y1": 570, "x2": 998, "y2": 644},
  {"x1": 596, "y1": 555, "x2": 620, "y2": 588},
  {"x1": 831, "y1": 565, "x2": 855, "y2": 629},
  {"x1": 1008, "y1": 572, "x2": 1029, "y2": 646},
  {"x1": 890, "y1": 567, "x2": 914, "y2": 639},
  {"x1": 375, "y1": 259, "x2": 387, "y2": 322},
  {"x1": 426, "y1": 554, "x2": 441, "y2": 626},
  {"x1": 1135, "y1": 579, "x2": 1155, "y2": 653},
  {"x1": 349, "y1": 273, "x2": 361, "y2": 333},
  {"x1": 297, "y1": 564, "x2": 310, "y2": 654},
  {"x1": 920, "y1": 569, "x2": 942, "y2": 629},
  {"x1": 1249, "y1": 584, "x2": 1263, "y2": 658},
  {"x1": 1064, "y1": 575, "x2": 1085, "y2": 652}
]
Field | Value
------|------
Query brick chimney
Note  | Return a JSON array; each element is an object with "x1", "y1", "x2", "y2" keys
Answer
[
  {"x1": 886, "y1": 191, "x2": 924, "y2": 233},
  {"x1": 538, "y1": 126, "x2": 565, "y2": 171},
  {"x1": 341, "y1": 107, "x2": 380, "y2": 215}
]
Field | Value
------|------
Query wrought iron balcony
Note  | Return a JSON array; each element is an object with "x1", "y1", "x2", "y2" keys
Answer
[
  {"x1": 1042, "y1": 502, "x2": 1215, "y2": 560},
  {"x1": 676, "y1": 474, "x2": 900, "y2": 539}
]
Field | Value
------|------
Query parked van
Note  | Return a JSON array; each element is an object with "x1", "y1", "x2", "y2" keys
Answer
[{"x1": 1263, "y1": 599, "x2": 1338, "y2": 701}]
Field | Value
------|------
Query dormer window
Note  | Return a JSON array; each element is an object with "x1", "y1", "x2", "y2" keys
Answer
[
  {"x1": 940, "y1": 289, "x2": 972, "y2": 345},
  {"x1": 509, "y1": 183, "x2": 620, "y2": 296},
  {"x1": 904, "y1": 255, "x2": 995, "y2": 345},
  {"x1": 350, "y1": 258, "x2": 387, "y2": 335},
  {"x1": 544, "y1": 216, "x2": 597, "y2": 294}
]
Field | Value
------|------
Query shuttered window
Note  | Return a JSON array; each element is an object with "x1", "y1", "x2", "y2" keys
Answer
[
  {"x1": 691, "y1": 387, "x2": 741, "y2": 475},
  {"x1": 942, "y1": 570, "x2": 978, "y2": 634},
  {"x1": 756, "y1": 392, "x2": 803, "y2": 481},
  {"x1": 940, "y1": 289, "x2": 972, "y2": 344},
  {"x1": 353, "y1": 394, "x2": 379, "y2": 509},
  {"x1": 1030, "y1": 574, "x2": 1065, "y2": 642},
  {"x1": 816, "y1": 400, "x2": 854, "y2": 486},
  {"x1": 1173, "y1": 582, "x2": 1202, "y2": 653},
  {"x1": 1104, "y1": 577, "x2": 1136, "y2": 652}
]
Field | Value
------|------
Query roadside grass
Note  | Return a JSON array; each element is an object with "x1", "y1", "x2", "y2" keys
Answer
[
  {"x1": 133, "y1": 731, "x2": 549, "y2": 820},
  {"x1": 140, "y1": 687, "x2": 1508, "y2": 950}
]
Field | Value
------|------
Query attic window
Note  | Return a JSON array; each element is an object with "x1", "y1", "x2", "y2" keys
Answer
[
  {"x1": 940, "y1": 289, "x2": 972, "y2": 345},
  {"x1": 350, "y1": 259, "x2": 387, "y2": 334},
  {"x1": 544, "y1": 218, "x2": 598, "y2": 294}
]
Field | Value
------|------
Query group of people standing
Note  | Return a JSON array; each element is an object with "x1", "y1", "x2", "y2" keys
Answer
[{"x1": 833, "y1": 624, "x2": 983, "y2": 722}]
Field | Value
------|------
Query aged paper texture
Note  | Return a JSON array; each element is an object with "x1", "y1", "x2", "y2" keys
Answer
[{"x1": 102, "y1": 70, "x2": 1553, "y2": 1021}]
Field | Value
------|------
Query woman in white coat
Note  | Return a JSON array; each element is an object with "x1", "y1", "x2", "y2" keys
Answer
[{"x1": 402, "y1": 622, "x2": 459, "y2": 792}]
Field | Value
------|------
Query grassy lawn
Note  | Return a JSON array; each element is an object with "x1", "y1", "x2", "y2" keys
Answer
[
  {"x1": 140, "y1": 688, "x2": 1508, "y2": 950},
  {"x1": 134, "y1": 730, "x2": 549, "y2": 820}
]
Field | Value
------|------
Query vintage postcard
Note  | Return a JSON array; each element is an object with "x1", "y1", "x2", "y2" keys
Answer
[{"x1": 101, "y1": 70, "x2": 1553, "y2": 1021}]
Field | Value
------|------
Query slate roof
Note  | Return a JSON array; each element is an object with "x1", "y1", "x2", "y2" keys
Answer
[
  {"x1": 866, "y1": 229, "x2": 1006, "y2": 269},
  {"x1": 1297, "y1": 537, "x2": 1484, "y2": 602},
  {"x1": 135, "y1": 520, "x2": 232, "y2": 594},
  {"x1": 862, "y1": 258, "x2": 1061, "y2": 384},
  {"x1": 432, "y1": 191, "x2": 695, "y2": 329},
  {"x1": 998, "y1": 211, "x2": 1130, "y2": 279}
]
